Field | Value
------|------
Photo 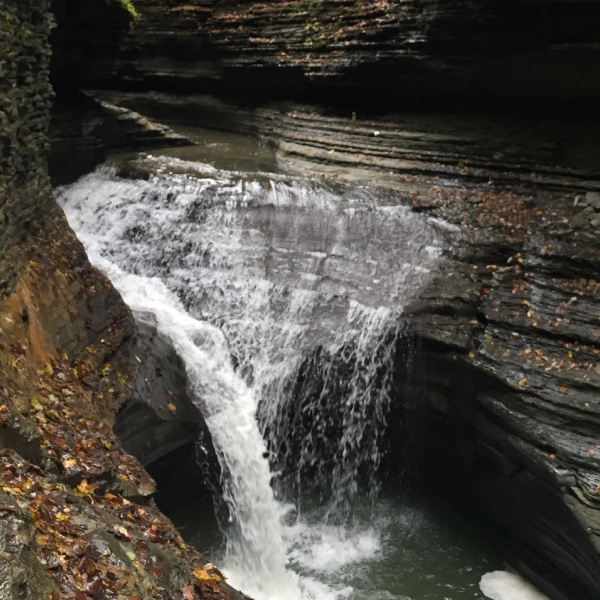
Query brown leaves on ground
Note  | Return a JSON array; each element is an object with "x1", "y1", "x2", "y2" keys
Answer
[
  {"x1": 0, "y1": 383, "x2": 225, "y2": 599},
  {"x1": 0, "y1": 436, "x2": 219, "y2": 599},
  {"x1": 0, "y1": 218, "x2": 231, "y2": 600},
  {"x1": 19, "y1": 355, "x2": 155, "y2": 500}
]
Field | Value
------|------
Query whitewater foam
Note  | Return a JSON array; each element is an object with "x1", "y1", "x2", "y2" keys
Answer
[{"x1": 480, "y1": 571, "x2": 551, "y2": 600}]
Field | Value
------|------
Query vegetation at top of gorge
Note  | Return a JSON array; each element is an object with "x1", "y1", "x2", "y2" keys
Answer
[{"x1": 113, "y1": 0, "x2": 139, "y2": 18}]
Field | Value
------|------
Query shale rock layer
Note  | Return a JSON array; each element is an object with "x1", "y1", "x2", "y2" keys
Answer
[
  {"x1": 0, "y1": 2, "x2": 241, "y2": 598},
  {"x1": 90, "y1": 0, "x2": 600, "y2": 106}
]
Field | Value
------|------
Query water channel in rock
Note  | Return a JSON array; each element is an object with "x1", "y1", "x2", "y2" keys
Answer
[{"x1": 56, "y1": 128, "x2": 550, "y2": 600}]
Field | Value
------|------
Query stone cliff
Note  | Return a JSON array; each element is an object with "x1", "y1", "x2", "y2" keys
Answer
[
  {"x1": 88, "y1": 0, "x2": 600, "y2": 107},
  {"x1": 0, "y1": 1, "x2": 242, "y2": 598}
]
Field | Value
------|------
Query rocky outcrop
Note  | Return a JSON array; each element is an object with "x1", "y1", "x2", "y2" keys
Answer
[
  {"x1": 114, "y1": 313, "x2": 220, "y2": 514},
  {"x1": 48, "y1": 0, "x2": 191, "y2": 185},
  {"x1": 87, "y1": 0, "x2": 600, "y2": 107},
  {"x1": 0, "y1": 2, "x2": 240, "y2": 598},
  {"x1": 402, "y1": 175, "x2": 600, "y2": 600},
  {"x1": 0, "y1": 205, "x2": 244, "y2": 599},
  {"x1": 49, "y1": 92, "x2": 191, "y2": 185}
]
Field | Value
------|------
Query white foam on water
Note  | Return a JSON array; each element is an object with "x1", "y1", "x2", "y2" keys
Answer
[
  {"x1": 286, "y1": 520, "x2": 382, "y2": 573},
  {"x1": 480, "y1": 571, "x2": 551, "y2": 600}
]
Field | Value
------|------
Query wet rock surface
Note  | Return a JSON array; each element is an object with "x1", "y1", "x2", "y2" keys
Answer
[
  {"x1": 87, "y1": 0, "x2": 600, "y2": 107},
  {"x1": 49, "y1": 93, "x2": 192, "y2": 185},
  {"x1": 114, "y1": 314, "x2": 220, "y2": 514},
  {"x1": 406, "y1": 189, "x2": 600, "y2": 600},
  {"x1": 0, "y1": 0, "x2": 54, "y2": 294},
  {"x1": 0, "y1": 210, "x2": 241, "y2": 600}
]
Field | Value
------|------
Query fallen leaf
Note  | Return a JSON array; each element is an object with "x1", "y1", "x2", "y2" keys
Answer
[
  {"x1": 193, "y1": 566, "x2": 221, "y2": 582},
  {"x1": 77, "y1": 480, "x2": 97, "y2": 495},
  {"x1": 204, "y1": 563, "x2": 225, "y2": 579},
  {"x1": 113, "y1": 524, "x2": 131, "y2": 541}
]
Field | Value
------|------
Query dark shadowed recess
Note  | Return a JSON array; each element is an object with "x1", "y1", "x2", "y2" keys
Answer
[
  {"x1": 48, "y1": 0, "x2": 132, "y2": 184},
  {"x1": 112, "y1": 315, "x2": 222, "y2": 526},
  {"x1": 386, "y1": 331, "x2": 600, "y2": 600}
]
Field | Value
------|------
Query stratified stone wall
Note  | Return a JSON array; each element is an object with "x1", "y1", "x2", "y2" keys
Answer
[
  {"x1": 0, "y1": 0, "x2": 54, "y2": 293},
  {"x1": 92, "y1": 0, "x2": 600, "y2": 107},
  {"x1": 0, "y1": 4, "x2": 236, "y2": 598}
]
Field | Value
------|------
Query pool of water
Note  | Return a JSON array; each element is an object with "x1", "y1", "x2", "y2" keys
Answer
[
  {"x1": 147, "y1": 125, "x2": 280, "y2": 173},
  {"x1": 171, "y1": 491, "x2": 506, "y2": 600}
]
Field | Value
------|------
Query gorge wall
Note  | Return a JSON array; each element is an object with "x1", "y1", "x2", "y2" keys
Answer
[
  {"x1": 0, "y1": 0, "x2": 53, "y2": 292},
  {"x1": 0, "y1": 1, "x2": 241, "y2": 598},
  {"x1": 82, "y1": 0, "x2": 600, "y2": 107}
]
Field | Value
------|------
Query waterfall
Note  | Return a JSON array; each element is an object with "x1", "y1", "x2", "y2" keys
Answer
[{"x1": 56, "y1": 156, "x2": 442, "y2": 600}]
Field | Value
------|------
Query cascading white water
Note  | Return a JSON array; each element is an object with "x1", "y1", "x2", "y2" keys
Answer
[
  {"x1": 56, "y1": 157, "x2": 441, "y2": 599},
  {"x1": 58, "y1": 246, "x2": 296, "y2": 598},
  {"x1": 56, "y1": 154, "x2": 549, "y2": 600}
]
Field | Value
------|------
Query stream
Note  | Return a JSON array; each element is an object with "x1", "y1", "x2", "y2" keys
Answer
[{"x1": 56, "y1": 128, "x2": 550, "y2": 600}]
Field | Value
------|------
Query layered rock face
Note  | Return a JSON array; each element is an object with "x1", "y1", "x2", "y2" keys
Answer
[
  {"x1": 0, "y1": 0, "x2": 54, "y2": 292},
  {"x1": 0, "y1": 2, "x2": 239, "y2": 598},
  {"x1": 95, "y1": 0, "x2": 600, "y2": 105},
  {"x1": 48, "y1": 0, "x2": 192, "y2": 185}
]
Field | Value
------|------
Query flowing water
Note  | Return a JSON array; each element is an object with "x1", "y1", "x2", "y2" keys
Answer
[{"x1": 56, "y1": 130, "x2": 550, "y2": 600}]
